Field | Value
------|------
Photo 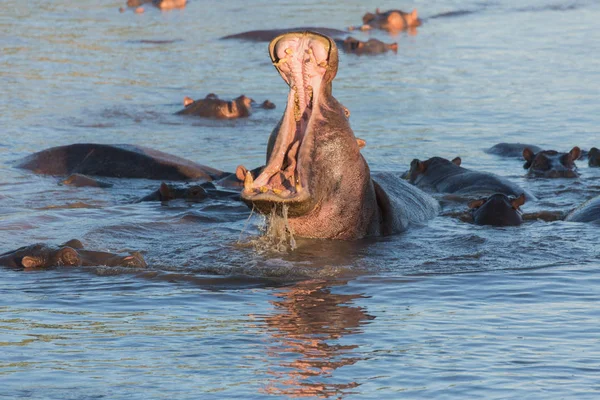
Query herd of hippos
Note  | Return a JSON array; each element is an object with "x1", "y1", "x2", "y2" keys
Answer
[{"x1": 2, "y1": 6, "x2": 599, "y2": 271}]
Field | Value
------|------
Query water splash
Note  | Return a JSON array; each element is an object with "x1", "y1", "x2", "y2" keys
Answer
[{"x1": 254, "y1": 204, "x2": 297, "y2": 252}]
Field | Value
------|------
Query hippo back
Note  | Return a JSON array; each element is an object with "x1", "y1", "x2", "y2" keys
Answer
[
  {"x1": 372, "y1": 172, "x2": 440, "y2": 235},
  {"x1": 566, "y1": 195, "x2": 600, "y2": 223}
]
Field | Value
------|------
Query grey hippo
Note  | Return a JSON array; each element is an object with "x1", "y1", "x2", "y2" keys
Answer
[
  {"x1": 467, "y1": 193, "x2": 526, "y2": 226},
  {"x1": 237, "y1": 31, "x2": 439, "y2": 239},
  {"x1": 565, "y1": 195, "x2": 600, "y2": 223},
  {"x1": 523, "y1": 146, "x2": 580, "y2": 178}
]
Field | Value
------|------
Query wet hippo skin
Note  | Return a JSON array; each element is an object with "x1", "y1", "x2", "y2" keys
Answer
[
  {"x1": 176, "y1": 93, "x2": 275, "y2": 119},
  {"x1": 407, "y1": 156, "x2": 535, "y2": 200},
  {"x1": 468, "y1": 193, "x2": 526, "y2": 226},
  {"x1": 221, "y1": 28, "x2": 348, "y2": 42},
  {"x1": 16, "y1": 143, "x2": 228, "y2": 182},
  {"x1": 485, "y1": 143, "x2": 543, "y2": 158},
  {"x1": 59, "y1": 173, "x2": 114, "y2": 188},
  {"x1": 335, "y1": 37, "x2": 398, "y2": 55},
  {"x1": 565, "y1": 195, "x2": 600, "y2": 223},
  {"x1": 0, "y1": 239, "x2": 147, "y2": 269},
  {"x1": 351, "y1": 8, "x2": 422, "y2": 32},
  {"x1": 522, "y1": 146, "x2": 580, "y2": 178},
  {"x1": 587, "y1": 147, "x2": 600, "y2": 167},
  {"x1": 238, "y1": 31, "x2": 438, "y2": 239}
]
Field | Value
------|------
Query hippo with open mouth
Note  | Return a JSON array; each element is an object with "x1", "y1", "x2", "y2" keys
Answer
[{"x1": 238, "y1": 31, "x2": 438, "y2": 239}]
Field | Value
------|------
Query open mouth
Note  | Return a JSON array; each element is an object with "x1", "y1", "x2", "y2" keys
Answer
[{"x1": 240, "y1": 32, "x2": 333, "y2": 215}]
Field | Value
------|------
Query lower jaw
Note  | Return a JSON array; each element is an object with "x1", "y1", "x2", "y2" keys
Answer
[{"x1": 241, "y1": 190, "x2": 312, "y2": 217}]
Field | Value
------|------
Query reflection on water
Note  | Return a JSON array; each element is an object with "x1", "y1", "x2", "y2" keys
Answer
[{"x1": 257, "y1": 280, "x2": 373, "y2": 398}]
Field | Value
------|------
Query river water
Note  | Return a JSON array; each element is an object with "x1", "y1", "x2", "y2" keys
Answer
[{"x1": 1, "y1": 0, "x2": 599, "y2": 398}]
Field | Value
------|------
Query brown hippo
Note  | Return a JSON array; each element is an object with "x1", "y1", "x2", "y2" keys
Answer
[
  {"x1": 565, "y1": 195, "x2": 600, "y2": 223},
  {"x1": 126, "y1": 0, "x2": 186, "y2": 10},
  {"x1": 467, "y1": 193, "x2": 526, "y2": 226},
  {"x1": 135, "y1": 182, "x2": 207, "y2": 203},
  {"x1": 485, "y1": 142, "x2": 543, "y2": 158},
  {"x1": 221, "y1": 28, "x2": 348, "y2": 42},
  {"x1": 59, "y1": 173, "x2": 113, "y2": 188},
  {"x1": 407, "y1": 156, "x2": 535, "y2": 200},
  {"x1": 0, "y1": 239, "x2": 147, "y2": 269},
  {"x1": 335, "y1": 37, "x2": 398, "y2": 55},
  {"x1": 351, "y1": 8, "x2": 422, "y2": 32},
  {"x1": 238, "y1": 31, "x2": 438, "y2": 240},
  {"x1": 587, "y1": 147, "x2": 600, "y2": 167},
  {"x1": 522, "y1": 146, "x2": 580, "y2": 178},
  {"x1": 176, "y1": 93, "x2": 275, "y2": 119},
  {"x1": 16, "y1": 143, "x2": 228, "y2": 181}
]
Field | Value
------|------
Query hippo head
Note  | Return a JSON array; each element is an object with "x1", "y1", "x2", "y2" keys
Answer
[
  {"x1": 158, "y1": 182, "x2": 207, "y2": 203},
  {"x1": 341, "y1": 37, "x2": 398, "y2": 55},
  {"x1": 523, "y1": 147, "x2": 580, "y2": 178},
  {"x1": 363, "y1": 8, "x2": 421, "y2": 31},
  {"x1": 407, "y1": 156, "x2": 461, "y2": 183},
  {"x1": 20, "y1": 244, "x2": 81, "y2": 268},
  {"x1": 468, "y1": 193, "x2": 525, "y2": 227},
  {"x1": 240, "y1": 31, "x2": 376, "y2": 239},
  {"x1": 588, "y1": 147, "x2": 600, "y2": 167}
]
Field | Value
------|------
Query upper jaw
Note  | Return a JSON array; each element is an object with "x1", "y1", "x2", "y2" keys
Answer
[{"x1": 240, "y1": 32, "x2": 333, "y2": 214}]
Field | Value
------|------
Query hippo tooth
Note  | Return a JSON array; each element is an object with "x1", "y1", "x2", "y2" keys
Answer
[
  {"x1": 272, "y1": 188, "x2": 282, "y2": 195},
  {"x1": 260, "y1": 186, "x2": 269, "y2": 193},
  {"x1": 318, "y1": 61, "x2": 328, "y2": 68},
  {"x1": 285, "y1": 48, "x2": 294, "y2": 55},
  {"x1": 244, "y1": 171, "x2": 254, "y2": 191}
]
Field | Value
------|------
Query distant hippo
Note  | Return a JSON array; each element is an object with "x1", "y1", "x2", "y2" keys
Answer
[
  {"x1": 467, "y1": 193, "x2": 526, "y2": 226},
  {"x1": 485, "y1": 143, "x2": 543, "y2": 158},
  {"x1": 565, "y1": 195, "x2": 600, "y2": 223},
  {"x1": 238, "y1": 31, "x2": 438, "y2": 239},
  {"x1": 176, "y1": 93, "x2": 275, "y2": 119},
  {"x1": 59, "y1": 173, "x2": 113, "y2": 188},
  {"x1": 335, "y1": 37, "x2": 398, "y2": 55},
  {"x1": 587, "y1": 147, "x2": 600, "y2": 167},
  {"x1": 221, "y1": 28, "x2": 348, "y2": 42},
  {"x1": 351, "y1": 8, "x2": 422, "y2": 32},
  {"x1": 523, "y1": 146, "x2": 580, "y2": 178},
  {"x1": 407, "y1": 156, "x2": 534, "y2": 200},
  {"x1": 0, "y1": 239, "x2": 146, "y2": 269},
  {"x1": 135, "y1": 182, "x2": 207, "y2": 203},
  {"x1": 16, "y1": 143, "x2": 228, "y2": 181},
  {"x1": 126, "y1": 0, "x2": 186, "y2": 10}
]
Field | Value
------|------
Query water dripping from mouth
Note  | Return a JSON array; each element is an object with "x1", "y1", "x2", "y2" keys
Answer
[{"x1": 254, "y1": 204, "x2": 297, "y2": 252}]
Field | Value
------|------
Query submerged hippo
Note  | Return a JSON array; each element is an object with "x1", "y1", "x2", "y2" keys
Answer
[
  {"x1": 588, "y1": 147, "x2": 600, "y2": 167},
  {"x1": 238, "y1": 31, "x2": 438, "y2": 239},
  {"x1": 407, "y1": 156, "x2": 534, "y2": 200},
  {"x1": 16, "y1": 143, "x2": 228, "y2": 181},
  {"x1": 176, "y1": 93, "x2": 275, "y2": 119},
  {"x1": 565, "y1": 195, "x2": 600, "y2": 223},
  {"x1": 523, "y1": 146, "x2": 580, "y2": 178},
  {"x1": 336, "y1": 37, "x2": 398, "y2": 55},
  {"x1": 351, "y1": 8, "x2": 422, "y2": 32},
  {"x1": 221, "y1": 28, "x2": 347, "y2": 42},
  {"x1": 59, "y1": 173, "x2": 113, "y2": 188},
  {"x1": 126, "y1": 0, "x2": 186, "y2": 10},
  {"x1": 485, "y1": 143, "x2": 543, "y2": 158},
  {"x1": 135, "y1": 182, "x2": 207, "y2": 203},
  {"x1": 0, "y1": 239, "x2": 146, "y2": 269},
  {"x1": 467, "y1": 193, "x2": 526, "y2": 226}
]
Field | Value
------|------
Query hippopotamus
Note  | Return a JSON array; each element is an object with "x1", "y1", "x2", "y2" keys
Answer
[
  {"x1": 522, "y1": 146, "x2": 580, "y2": 178},
  {"x1": 176, "y1": 93, "x2": 275, "y2": 119},
  {"x1": 565, "y1": 195, "x2": 600, "y2": 223},
  {"x1": 587, "y1": 147, "x2": 600, "y2": 167},
  {"x1": 125, "y1": 0, "x2": 186, "y2": 10},
  {"x1": 407, "y1": 156, "x2": 534, "y2": 200},
  {"x1": 467, "y1": 193, "x2": 526, "y2": 226},
  {"x1": 16, "y1": 143, "x2": 228, "y2": 181},
  {"x1": 485, "y1": 143, "x2": 543, "y2": 158},
  {"x1": 221, "y1": 28, "x2": 348, "y2": 42},
  {"x1": 350, "y1": 8, "x2": 422, "y2": 32},
  {"x1": 59, "y1": 173, "x2": 113, "y2": 188},
  {"x1": 335, "y1": 37, "x2": 398, "y2": 55},
  {"x1": 135, "y1": 182, "x2": 207, "y2": 203},
  {"x1": 0, "y1": 239, "x2": 147, "y2": 269},
  {"x1": 238, "y1": 31, "x2": 438, "y2": 239}
]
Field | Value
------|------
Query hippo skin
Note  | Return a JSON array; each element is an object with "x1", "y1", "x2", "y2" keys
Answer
[
  {"x1": 588, "y1": 147, "x2": 600, "y2": 167},
  {"x1": 221, "y1": 28, "x2": 347, "y2": 42},
  {"x1": 351, "y1": 8, "x2": 422, "y2": 32},
  {"x1": 565, "y1": 195, "x2": 600, "y2": 223},
  {"x1": 16, "y1": 143, "x2": 228, "y2": 181},
  {"x1": 485, "y1": 143, "x2": 543, "y2": 158},
  {"x1": 59, "y1": 173, "x2": 113, "y2": 188},
  {"x1": 135, "y1": 182, "x2": 207, "y2": 203},
  {"x1": 336, "y1": 37, "x2": 398, "y2": 55},
  {"x1": 176, "y1": 93, "x2": 275, "y2": 119},
  {"x1": 0, "y1": 239, "x2": 147, "y2": 269},
  {"x1": 238, "y1": 31, "x2": 438, "y2": 239},
  {"x1": 468, "y1": 193, "x2": 526, "y2": 226},
  {"x1": 126, "y1": 0, "x2": 186, "y2": 10},
  {"x1": 407, "y1": 156, "x2": 535, "y2": 200},
  {"x1": 523, "y1": 146, "x2": 580, "y2": 178}
]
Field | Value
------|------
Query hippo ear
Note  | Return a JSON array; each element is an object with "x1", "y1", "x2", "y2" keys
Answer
[
  {"x1": 356, "y1": 138, "x2": 366, "y2": 149},
  {"x1": 410, "y1": 159, "x2": 426, "y2": 173},
  {"x1": 523, "y1": 148, "x2": 535, "y2": 163},
  {"x1": 235, "y1": 165, "x2": 248, "y2": 182},
  {"x1": 467, "y1": 199, "x2": 485, "y2": 209},
  {"x1": 410, "y1": 9, "x2": 418, "y2": 20},
  {"x1": 183, "y1": 96, "x2": 194, "y2": 107},
  {"x1": 21, "y1": 256, "x2": 42, "y2": 268},
  {"x1": 451, "y1": 157, "x2": 461, "y2": 166},
  {"x1": 511, "y1": 193, "x2": 526, "y2": 209},
  {"x1": 159, "y1": 182, "x2": 172, "y2": 201},
  {"x1": 568, "y1": 146, "x2": 581, "y2": 162}
]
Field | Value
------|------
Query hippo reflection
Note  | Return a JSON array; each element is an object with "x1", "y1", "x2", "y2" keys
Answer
[
  {"x1": 351, "y1": 8, "x2": 422, "y2": 32},
  {"x1": 468, "y1": 193, "x2": 526, "y2": 226},
  {"x1": 0, "y1": 239, "x2": 147, "y2": 269},
  {"x1": 238, "y1": 31, "x2": 438, "y2": 239},
  {"x1": 176, "y1": 93, "x2": 275, "y2": 119},
  {"x1": 523, "y1": 146, "x2": 580, "y2": 178},
  {"x1": 407, "y1": 156, "x2": 534, "y2": 200}
]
